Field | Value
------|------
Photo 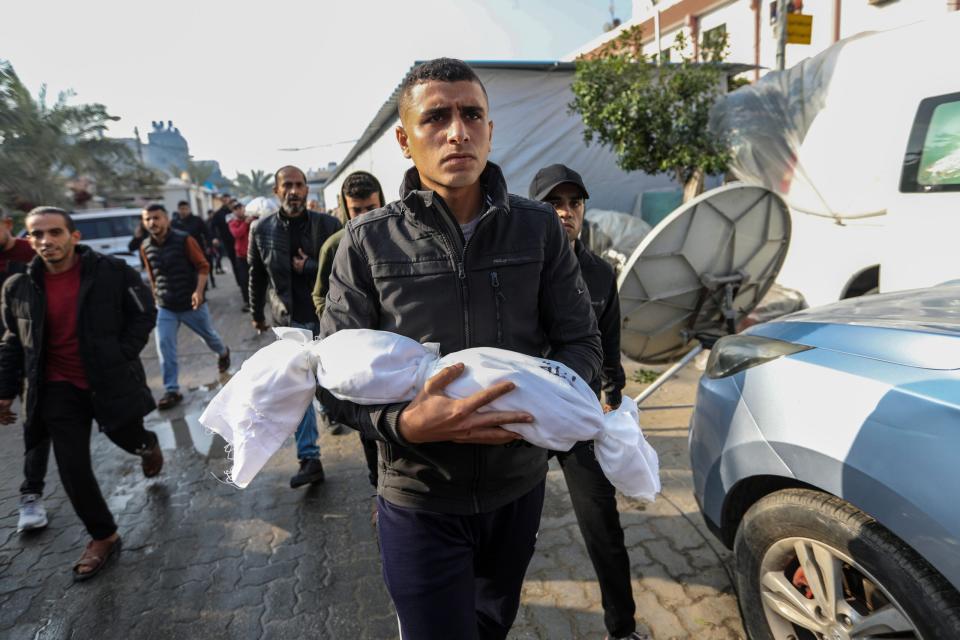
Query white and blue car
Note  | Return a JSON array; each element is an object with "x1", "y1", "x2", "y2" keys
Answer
[{"x1": 690, "y1": 284, "x2": 960, "y2": 639}]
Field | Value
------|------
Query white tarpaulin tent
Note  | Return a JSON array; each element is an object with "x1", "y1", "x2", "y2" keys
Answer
[{"x1": 323, "y1": 61, "x2": 681, "y2": 215}]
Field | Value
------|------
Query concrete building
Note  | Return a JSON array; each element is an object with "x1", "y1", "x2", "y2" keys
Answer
[{"x1": 568, "y1": 0, "x2": 959, "y2": 80}]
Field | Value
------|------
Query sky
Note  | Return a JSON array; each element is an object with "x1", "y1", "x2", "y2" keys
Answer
[{"x1": 2, "y1": 0, "x2": 632, "y2": 179}]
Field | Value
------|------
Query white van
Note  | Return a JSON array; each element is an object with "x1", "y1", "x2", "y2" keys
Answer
[
  {"x1": 70, "y1": 208, "x2": 144, "y2": 270},
  {"x1": 717, "y1": 15, "x2": 960, "y2": 307}
]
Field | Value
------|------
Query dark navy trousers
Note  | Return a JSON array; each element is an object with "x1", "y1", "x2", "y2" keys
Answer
[{"x1": 377, "y1": 481, "x2": 545, "y2": 640}]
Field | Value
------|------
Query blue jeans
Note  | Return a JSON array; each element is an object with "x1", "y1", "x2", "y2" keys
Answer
[
  {"x1": 290, "y1": 320, "x2": 320, "y2": 461},
  {"x1": 156, "y1": 304, "x2": 228, "y2": 393}
]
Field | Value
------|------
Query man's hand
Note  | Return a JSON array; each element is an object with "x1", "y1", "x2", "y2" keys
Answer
[
  {"x1": 602, "y1": 402, "x2": 620, "y2": 414},
  {"x1": 292, "y1": 248, "x2": 308, "y2": 274},
  {"x1": 0, "y1": 399, "x2": 17, "y2": 425},
  {"x1": 191, "y1": 290, "x2": 204, "y2": 310},
  {"x1": 252, "y1": 319, "x2": 270, "y2": 333},
  {"x1": 398, "y1": 363, "x2": 532, "y2": 445}
]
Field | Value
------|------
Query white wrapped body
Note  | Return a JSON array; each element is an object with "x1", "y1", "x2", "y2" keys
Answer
[{"x1": 201, "y1": 328, "x2": 660, "y2": 500}]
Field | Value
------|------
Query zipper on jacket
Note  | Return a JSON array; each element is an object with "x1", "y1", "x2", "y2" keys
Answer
[
  {"x1": 432, "y1": 199, "x2": 499, "y2": 514},
  {"x1": 489, "y1": 271, "x2": 505, "y2": 346},
  {"x1": 127, "y1": 287, "x2": 146, "y2": 314}
]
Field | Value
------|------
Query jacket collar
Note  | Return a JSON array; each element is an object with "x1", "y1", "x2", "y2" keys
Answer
[
  {"x1": 399, "y1": 162, "x2": 511, "y2": 220},
  {"x1": 27, "y1": 244, "x2": 94, "y2": 283}
]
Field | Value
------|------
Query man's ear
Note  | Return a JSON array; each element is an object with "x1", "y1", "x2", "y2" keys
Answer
[{"x1": 395, "y1": 125, "x2": 412, "y2": 159}]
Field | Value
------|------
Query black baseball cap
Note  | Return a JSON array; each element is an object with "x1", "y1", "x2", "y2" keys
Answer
[{"x1": 528, "y1": 164, "x2": 589, "y2": 201}]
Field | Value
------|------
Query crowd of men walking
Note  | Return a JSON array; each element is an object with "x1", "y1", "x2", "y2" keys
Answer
[{"x1": 1, "y1": 58, "x2": 650, "y2": 639}]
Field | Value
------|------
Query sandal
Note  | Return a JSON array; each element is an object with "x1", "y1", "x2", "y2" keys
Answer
[{"x1": 73, "y1": 535, "x2": 122, "y2": 582}]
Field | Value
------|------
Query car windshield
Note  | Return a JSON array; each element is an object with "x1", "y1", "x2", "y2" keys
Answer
[{"x1": 74, "y1": 215, "x2": 141, "y2": 241}]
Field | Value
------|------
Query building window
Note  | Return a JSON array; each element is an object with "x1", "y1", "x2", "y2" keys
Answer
[
  {"x1": 701, "y1": 24, "x2": 727, "y2": 62},
  {"x1": 900, "y1": 92, "x2": 960, "y2": 192}
]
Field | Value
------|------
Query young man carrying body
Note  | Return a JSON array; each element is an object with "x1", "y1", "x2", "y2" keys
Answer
[
  {"x1": 0, "y1": 207, "x2": 162, "y2": 581},
  {"x1": 248, "y1": 166, "x2": 341, "y2": 488},
  {"x1": 319, "y1": 58, "x2": 601, "y2": 640},
  {"x1": 531, "y1": 164, "x2": 648, "y2": 640},
  {"x1": 140, "y1": 204, "x2": 230, "y2": 410},
  {"x1": 312, "y1": 171, "x2": 386, "y2": 448}
]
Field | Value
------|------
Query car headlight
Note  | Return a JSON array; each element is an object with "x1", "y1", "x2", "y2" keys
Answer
[{"x1": 705, "y1": 335, "x2": 813, "y2": 379}]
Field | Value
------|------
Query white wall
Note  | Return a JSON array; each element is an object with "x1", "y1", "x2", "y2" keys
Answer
[{"x1": 840, "y1": 0, "x2": 947, "y2": 39}]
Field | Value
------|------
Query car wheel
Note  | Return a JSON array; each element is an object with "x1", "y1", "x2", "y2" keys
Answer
[{"x1": 733, "y1": 488, "x2": 960, "y2": 640}]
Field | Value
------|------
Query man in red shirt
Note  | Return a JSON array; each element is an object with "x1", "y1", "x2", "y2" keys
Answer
[
  {"x1": 227, "y1": 201, "x2": 252, "y2": 312},
  {"x1": 0, "y1": 207, "x2": 162, "y2": 581},
  {"x1": 0, "y1": 209, "x2": 51, "y2": 533}
]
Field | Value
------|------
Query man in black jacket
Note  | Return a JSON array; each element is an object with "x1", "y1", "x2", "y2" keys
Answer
[
  {"x1": 0, "y1": 207, "x2": 162, "y2": 582},
  {"x1": 530, "y1": 164, "x2": 644, "y2": 640},
  {"x1": 248, "y1": 165, "x2": 341, "y2": 488},
  {"x1": 172, "y1": 200, "x2": 216, "y2": 287},
  {"x1": 319, "y1": 58, "x2": 601, "y2": 640},
  {"x1": 208, "y1": 194, "x2": 236, "y2": 274}
]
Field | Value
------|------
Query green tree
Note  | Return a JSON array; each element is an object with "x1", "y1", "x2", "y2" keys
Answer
[
  {"x1": 570, "y1": 32, "x2": 731, "y2": 202},
  {"x1": 178, "y1": 159, "x2": 215, "y2": 187},
  {"x1": 0, "y1": 60, "x2": 155, "y2": 211},
  {"x1": 234, "y1": 169, "x2": 273, "y2": 197}
]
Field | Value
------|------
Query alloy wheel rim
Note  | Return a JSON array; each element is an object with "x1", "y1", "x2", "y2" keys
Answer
[{"x1": 757, "y1": 536, "x2": 920, "y2": 640}]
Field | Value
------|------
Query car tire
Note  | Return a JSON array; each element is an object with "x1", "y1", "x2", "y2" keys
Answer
[{"x1": 733, "y1": 488, "x2": 960, "y2": 640}]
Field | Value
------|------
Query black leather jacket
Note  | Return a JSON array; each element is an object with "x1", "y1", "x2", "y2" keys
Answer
[
  {"x1": 0, "y1": 246, "x2": 157, "y2": 449},
  {"x1": 248, "y1": 209, "x2": 341, "y2": 325},
  {"x1": 319, "y1": 163, "x2": 602, "y2": 515}
]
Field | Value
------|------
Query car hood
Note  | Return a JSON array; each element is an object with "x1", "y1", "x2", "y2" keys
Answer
[{"x1": 748, "y1": 285, "x2": 960, "y2": 370}]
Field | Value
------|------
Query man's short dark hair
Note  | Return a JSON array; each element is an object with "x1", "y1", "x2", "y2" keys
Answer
[
  {"x1": 397, "y1": 58, "x2": 487, "y2": 117},
  {"x1": 342, "y1": 172, "x2": 383, "y2": 200},
  {"x1": 25, "y1": 206, "x2": 75, "y2": 232},
  {"x1": 145, "y1": 203, "x2": 167, "y2": 215},
  {"x1": 177, "y1": 200, "x2": 189, "y2": 208},
  {"x1": 273, "y1": 165, "x2": 307, "y2": 187},
  {"x1": 220, "y1": 193, "x2": 231, "y2": 199}
]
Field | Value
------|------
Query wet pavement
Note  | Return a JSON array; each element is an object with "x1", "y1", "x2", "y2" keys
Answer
[{"x1": 0, "y1": 265, "x2": 746, "y2": 639}]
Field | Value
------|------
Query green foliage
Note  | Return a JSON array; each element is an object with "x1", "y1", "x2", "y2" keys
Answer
[
  {"x1": 632, "y1": 368, "x2": 660, "y2": 384},
  {"x1": 179, "y1": 159, "x2": 216, "y2": 187},
  {"x1": 0, "y1": 60, "x2": 158, "y2": 211},
  {"x1": 234, "y1": 169, "x2": 273, "y2": 197},
  {"x1": 570, "y1": 32, "x2": 731, "y2": 196}
]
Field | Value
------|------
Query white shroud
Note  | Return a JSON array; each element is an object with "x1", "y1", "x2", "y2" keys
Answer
[{"x1": 200, "y1": 328, "x2": 660, "y2": 500}]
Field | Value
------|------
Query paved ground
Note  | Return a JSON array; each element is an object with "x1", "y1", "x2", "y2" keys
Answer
[{"x1": 0, "y1": 265, "x2": 746, "y2": 639}]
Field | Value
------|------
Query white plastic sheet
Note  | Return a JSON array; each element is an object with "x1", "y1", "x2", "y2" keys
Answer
[
  {"x1": 710, "y1": 16, "x2": 959, "y2": 221},
  {"x1": 201, "y1": 329, "x2": 660, "y2": 500}
]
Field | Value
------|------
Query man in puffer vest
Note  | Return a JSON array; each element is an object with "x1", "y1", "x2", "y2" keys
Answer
[{"x1": 140, "y1": 204, "x2": 231, "y2": 410}]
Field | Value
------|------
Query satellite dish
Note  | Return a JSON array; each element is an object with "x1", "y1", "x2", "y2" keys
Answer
[{"x1": 618, "y1": 184, "x2": 791, "y2": 366}]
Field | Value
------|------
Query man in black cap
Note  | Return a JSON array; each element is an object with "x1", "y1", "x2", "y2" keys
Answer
[{"x1": 531, "y1": 164, "x2": 646, "y2": 640}]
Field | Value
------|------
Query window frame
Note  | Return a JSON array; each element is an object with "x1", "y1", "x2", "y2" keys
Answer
[{"x1": 900, "y1": 90, "x2": 960, "y2": 193}]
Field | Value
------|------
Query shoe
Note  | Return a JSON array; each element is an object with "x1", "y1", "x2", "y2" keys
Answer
[
  {"x1": 241, "y1": 304, "x2": 250, "y2": 313},
  {"x1": 329, "y1": 421, "x2": 349, "y2": 436},
  {"x1": 218, "y1": 348, "x2": 231, "y2": 373},
  {"x1": 157, "y1": 391, "x2": 183, "y2": 410},
  {"x1": 607, "y1": 632, "x2": 652, "y2": 640},
  {"x1": 73, "y1": 535, "x2": 121, "y2": 582},
  {"x1": 289, "y1": 458, "x2": 325, "y2": 488},
  {"x1": 136, "y1": 437, "x2": 164, "y2": 478},
  {"x1": 17, "y1": 494, "x2": 48, "y2": 532}
]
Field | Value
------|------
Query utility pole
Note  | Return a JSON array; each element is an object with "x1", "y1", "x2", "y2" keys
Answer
[{"x1": 776, "y1": 0, "x2": 788, "y2": 70}]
